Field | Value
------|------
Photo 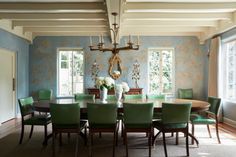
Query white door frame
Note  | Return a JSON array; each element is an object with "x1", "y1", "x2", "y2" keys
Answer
[{"x1": 0, "y1": 48, "x2": 17, "y2": 125}]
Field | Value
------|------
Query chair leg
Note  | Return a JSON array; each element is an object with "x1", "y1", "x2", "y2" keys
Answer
[
  {"x1": 59, "y1": 133, "x2": 62, "y2": 146},
  {"x1": 215, "y1": 123, "x2": 221, "y2": 144},
  {"x1": 99, "y1": 132, "x2": 102, "y2": 138},
  {"x1": 44, "y1": 125, "x2": 48, "y2": 145},
  {"x1": 84, "y1": 125, "x2": 87, "y2": 146},
  {"x1": 162, "y1": 132, "x2": 168, "y2": 157},
  {"x1": 152, "y1": 130, "x2": 161, "y2": 146},
  {"x1": 113, "y1": 131, "x2": 116, "y2": 157},
  {"x1": 124, "y1": 130, "x2": 128, "y2": 157},
  {"x1": 207, "y1": 124, "x2": 212, "y2": 138},
  {"x1": 175, "y1": 132, "x2": 179, "y2": 145},
  {"x1": 29, "y1": 125, "x2": 34, "y2": 138},
  {"x1": 75, "y1": 133, "x2": 79, "y2": 157},
  {"x1": 19, "y1": 124, "x2": 24, "y2": 144},
  {"x1": 186, "y1": 130, "x2": 189, "y2": 156},
  {"x1": 52, "y1": 132, "x2": 56, "y2": 157},
  {"x1": 148, "y1": 132, "x2": 151, "y2": 157},
  {"x1": 89, "y1": 132, "x2": 93, "y2": 157},
  {"x1": 191, "y1": 124, "x2": 195, "y2": 145}
]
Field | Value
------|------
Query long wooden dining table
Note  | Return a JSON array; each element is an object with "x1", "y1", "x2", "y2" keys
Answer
[{"x1": 34, "y1": 98, "x2": 210, "y2": 146}]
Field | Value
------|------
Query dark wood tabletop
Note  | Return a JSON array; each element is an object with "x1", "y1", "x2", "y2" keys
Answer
[{"x1": 34, "y1": 98, "x2": 210, "y2": 113}]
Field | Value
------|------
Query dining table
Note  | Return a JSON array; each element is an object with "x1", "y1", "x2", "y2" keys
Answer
[{"x1": 34, "y1": 98, "x2": 210, "y2": 146}]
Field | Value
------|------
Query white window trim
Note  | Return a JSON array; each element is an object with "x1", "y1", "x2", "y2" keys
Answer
[
  {"x1": 57, "y1": 47, "x2": 85, "y2": 97},
  {"x1": 147, "y1": 47, "x2": 175, "y2": 97}
]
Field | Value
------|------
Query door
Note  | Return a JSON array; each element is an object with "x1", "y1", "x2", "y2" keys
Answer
[{"x1": 0, "y1": 49, "x2": 16, "y2": 124}]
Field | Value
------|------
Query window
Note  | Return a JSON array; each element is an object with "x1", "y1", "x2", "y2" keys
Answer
[
  {"x1": 222, "y1": 40, "x2": 236, "y2": 101},
  {"x1": 58, "y1": 49, "x2": 84, "y2": 97},
  {"x1": 148, "y1": 48, "x2": 175, "y2": 96}
]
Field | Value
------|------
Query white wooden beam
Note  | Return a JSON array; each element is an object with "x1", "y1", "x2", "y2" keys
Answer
[
  {"x1": 32, "y1": 32, "x2": 110, "y2": 39},
  {"x1": 123, "y1": 20, "x2": 218, "y2": 27},
  {"x1": 123, "y1": 12, "x2": 232, "y2": 21},
  {"x1": 0, "y1": 13, "x2": 106, "y2": 20},
  {"x1": 0, "y1": 2, "x2": 105, "y2": 12},
  {"x1": 23, "y1": 27, "x2": 108, "y2": 33},
  {"x1": 124, "y1": 2, "x2": 236, "y2": 12},
  {"x1": 12, "y1": 20, "x2": 107, "y2": 27}
]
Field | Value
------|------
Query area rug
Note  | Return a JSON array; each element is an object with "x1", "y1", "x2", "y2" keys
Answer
[{"x1": 0, "y1": 125, "x2": 236, "y2": 157}]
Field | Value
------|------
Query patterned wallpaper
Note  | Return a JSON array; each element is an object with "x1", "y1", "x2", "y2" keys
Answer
[{"x1": 29, "y1": 36, "x2": 208, "y2": 99}]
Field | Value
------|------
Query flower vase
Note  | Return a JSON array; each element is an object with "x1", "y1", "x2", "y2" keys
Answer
[
  {"x1": 115, "y1": 90, "x2": 122, "y2": 105},
  {"x1": 100, "y1": 88, "x2": 108, "y2": 103}
]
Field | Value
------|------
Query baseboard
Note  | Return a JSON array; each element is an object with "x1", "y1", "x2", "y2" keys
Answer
[{"x1": 223, "y1": 117, "x2": 236, "y2": 128}]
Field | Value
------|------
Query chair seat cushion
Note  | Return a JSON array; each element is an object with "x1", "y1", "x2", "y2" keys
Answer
[
  {"x1": 153, "y1": 120, "x2": 187, "y2": 129},
  {"x1": 89, "y1": 123, "x2": 116, "y2": 129},
  {"x1": 24, "y1": 114, "x2": 51, "y2": 125},
  {"x1": 190, "y1": 114, "x2": 216, "y2": 124}
]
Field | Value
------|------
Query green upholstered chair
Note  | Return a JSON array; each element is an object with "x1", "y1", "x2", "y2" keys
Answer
[
  {"x1": 87, "y1": 103, "x2": 118, "y2": 157},
  {"x1": 124, "y1": 94, "x2": 144, "y2": 100},
  {"x1": 18, "y1": 97, "x2": 51, "y2": 144},
  {"x1": 178, "y1": 88, "x2": 193, "y2": 99},
  {"x1": 146, "y1": 94, "x2": 165, "y2": 119},
  {"x1": 123, "y1": 102, "x2": 154, "y2": 157},
  {"x1": 38, "y1": 89, "x2": 53, "y2": 101},
  {"x1": 190, "y1": 96, "x2": 221, "y2": 144},
  {"x1": 74, "y1": 93, "x2": 95, "y2": 100},
  {"x1": 153, "y1": 102, "x2": 192, "y2": 157},
  {"x1": 50, "y1": 103, "x2": 87, "y2": 157},
  {"x1": 74, "y1": 93, "x2": 95, "y2": 120}
]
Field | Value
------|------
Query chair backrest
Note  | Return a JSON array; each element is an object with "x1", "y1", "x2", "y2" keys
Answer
[
  {"x1": 124, "y1": 94, "x2": 144, "y2": 100},
  {"x1": 74, "y1": 93, "x2": 95, "y2": 100},
  {"x1": 146, "y1": 94, "x2": 165, "y2": 100},
  {"x1": 208, "y1": 96, "x2": 221, "y2": 115},
  {"x1": 50, "y1": 103, "x2": 80, "y2": 126},
  {"x1": 123, "y1": 103, "x2": 154, "y2": 127},
  {"x1": 38, "y1": 89, "x2": 53, "y2": 101},
  {"x1": 106, "y1": 95, "x2": 117, "y2": 101},
  {"x1": 161, "y1": 103, "x2": 192, "y2": 124},
  {"x1": 87, "y1": 103, "x2": 117, "y2": 125},
  {"x1": 18, "y1": 97, "x2": 34, "y2": 116},
  {"x1": 178, "y1": 88, "x2": 193, "y2": 99}
]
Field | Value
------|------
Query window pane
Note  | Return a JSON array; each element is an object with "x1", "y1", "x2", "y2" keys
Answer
[
  {"x1": 58, "y1": 49, "x2": 84, "y2": 96},
  {"x1": 149, "y1": 48, "x2": 174, "y2": 95}
]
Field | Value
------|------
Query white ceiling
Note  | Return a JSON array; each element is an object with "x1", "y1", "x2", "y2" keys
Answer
[{"x1": 0, "y1": 0, "x2": 236, "y2": 43}]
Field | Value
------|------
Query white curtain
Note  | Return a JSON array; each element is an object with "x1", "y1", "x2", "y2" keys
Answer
[{"x1": 208, "y1": 37, "x2": 221, "y2": 97}]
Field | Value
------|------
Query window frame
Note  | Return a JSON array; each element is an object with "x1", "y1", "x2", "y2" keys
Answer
[
  {"x1": 57, "y1": 47, "x2": 85, "y2": 97},
  {"x1": 221, "y1": 39, "x2": 236, "y2": 102},
  {"x1": 147, "y1": 47, "x2": 175, "y2": 97}
]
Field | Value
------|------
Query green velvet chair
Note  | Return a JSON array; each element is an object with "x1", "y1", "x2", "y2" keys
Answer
[
  {"x1": 124, "y1": 94, "x2": 144, "y2": 100},
  {"x1": 74, "y1": 93, "x2": 95, "y2": 100},
  {"x1": 123, "y1": 102, "x2": 154, "y2": 157},
  {"x1": 74, "y1": 93, "x2": 95, "y2": 120},
  {"x1": 146, "y1": 94, "x2": 165, "y2": 119},
  {"x1": 38, "y1": 89, "x2": 53, "y2": 101},
  {"x1": 50, "y1": 103, "x2": 87, "y2": 157},
  {"x1": 87, "y1": 103, "x2": 118, "y2": 157},
  {"x1": 18, "y1": 97, "x2": 51, "y2": 144},
  {"x1": 190, "y1": 96, "x2": 221, "y2": 144},
  {"x1": 153, "y1": 102, "x2": 192, "y2": 157},
  {"x1": 178, "y1": 88, "x2": 193, "y2": 99}
]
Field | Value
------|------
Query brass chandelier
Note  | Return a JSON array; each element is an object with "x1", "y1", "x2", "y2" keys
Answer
[{"x1": 89, "y1": 12, "x2": 140, "y2": 80}]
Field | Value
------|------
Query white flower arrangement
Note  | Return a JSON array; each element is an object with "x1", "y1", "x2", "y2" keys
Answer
[
  {"x1": 95, "y1": 77, "x2": 115, "y2": 90},
  {"x1": 115, "y1": 82, "x2": 130, "y2": 93}
]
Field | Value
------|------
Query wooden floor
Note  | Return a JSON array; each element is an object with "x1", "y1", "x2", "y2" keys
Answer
[{"x1": 1, "y1": 118, "x2": 236, "y2": 140}]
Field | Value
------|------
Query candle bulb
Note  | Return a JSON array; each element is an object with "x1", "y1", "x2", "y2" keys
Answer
[
  {"x1": 137, "y1": 36, "x2": 140, "y2": 45},
  {"x1": 90, "y1": 36, "x2": 92, "y2": 46},
  {"x1": 128, "y1": 35, "x2": 131, "y2": 43},
  {"x1": 101, "y1": 34, "x2": 104, "y2": 43}
]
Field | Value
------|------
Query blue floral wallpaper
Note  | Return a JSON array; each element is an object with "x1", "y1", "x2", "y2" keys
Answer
[{"x1": 29, "y1": 36, "x2": 208, "y2": 99}]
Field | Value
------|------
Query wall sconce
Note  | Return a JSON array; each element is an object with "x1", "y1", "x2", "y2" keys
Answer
[{"x1": 132, "y1": 59, "x2": 140, "y2": 88}]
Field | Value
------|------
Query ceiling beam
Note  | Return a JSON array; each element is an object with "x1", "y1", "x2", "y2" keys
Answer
[
  {"x1": 123, "y1": 12, "x2": 232, "y2": 21},
  {"x1": 0, "y1": 13, "x2": 106, "y2": 20},
  {"x1": 12, "y1": 20, "x2": 107, "y2": 27},
  {"x1": 124, "y1": 2, "x2": 236, "y2": 12},
  {"x1": 0, "y1": 2, "x2": 105, "y2": 13},
  {"x1": 23, "y1": 27, "x2": 108, "y2": 33},
  {"x1": 123, "y1": 20, "x2": 218, "y2": 27}
]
